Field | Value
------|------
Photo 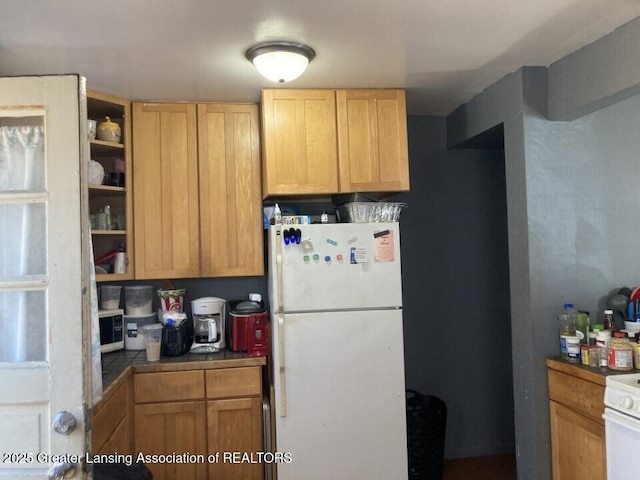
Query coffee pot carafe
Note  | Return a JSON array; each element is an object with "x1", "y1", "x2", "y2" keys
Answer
[{"x1": 191, "y1": 297, "x2": 226, "y2": 353}]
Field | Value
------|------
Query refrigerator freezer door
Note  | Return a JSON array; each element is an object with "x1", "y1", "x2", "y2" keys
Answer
[
  {"x1": 272, "y1": 308, "x2": 408, "y2": 479},
  {"x1": 268, "y1": 223, "x2": 403, "y2": 312}
]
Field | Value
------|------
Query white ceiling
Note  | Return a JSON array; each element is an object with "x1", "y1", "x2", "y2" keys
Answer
[{"x1": 1, "y1": 0, "x2": 640, "y2": 115}]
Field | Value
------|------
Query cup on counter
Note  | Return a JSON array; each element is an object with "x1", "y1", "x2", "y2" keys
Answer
[{"x1": 143, "y1": 324, "x2": 163, "y2": 361}]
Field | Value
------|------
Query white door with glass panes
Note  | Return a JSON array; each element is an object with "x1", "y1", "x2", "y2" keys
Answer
[{"x1": 0, "y1": 76, "x2": 90, "y2": 479}]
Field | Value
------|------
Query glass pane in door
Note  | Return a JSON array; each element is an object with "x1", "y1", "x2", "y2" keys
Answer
[
  {"x1": 0, "y1": 290, "x2": 46, "y2": 362},
  {"x1": 0, "y1": 114, "x2": 47, "y2": 363},
  {"x1": 0, "y1": 203, "x2": 46, "y2": 278},
  {"x1": 0, "y1": 117, "x2": 45, "y2": 192}
]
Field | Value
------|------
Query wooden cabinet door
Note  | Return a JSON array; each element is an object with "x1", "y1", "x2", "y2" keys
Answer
[
  {"x1": 549, "y1": 400, "x2": 606, "y2": 480},
  {"x1": 97, "y1": 415, "x2": 131, "y2": 455},
  {"x1": 93, "y1": 376, "x2": 133, "y2": 454},
  {"x1": 208, "y1": 397, "x2": 264, "y2": 480},
  {"x1": 336, "y1": 89, "x2": 410, "y2": 193},
  {"x1": 261, "y1": 89, "x2": 338, "y2": 196},
  {"x1": 198, "y1": 104, "x2": 264, "y2": 277},
  {"x1": 132, "y1": 102, "x2": 200, "y2": 279},
  {"x1": 135, "y1": 401, "x2": 207, "y2": 480}
]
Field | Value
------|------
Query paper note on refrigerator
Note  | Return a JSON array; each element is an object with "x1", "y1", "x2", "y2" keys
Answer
[{"x1": 374, "y1": 229, "x2": 394, "y2": 262}]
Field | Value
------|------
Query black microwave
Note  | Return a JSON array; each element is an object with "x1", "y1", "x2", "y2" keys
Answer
[{"x1": 99, "y1": 309, "x2": 124, "y2": 353}]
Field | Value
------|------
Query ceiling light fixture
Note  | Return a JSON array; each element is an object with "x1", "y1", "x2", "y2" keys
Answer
[{"x1": 246, "y1": 41, "x2": 316, "y2": 83}]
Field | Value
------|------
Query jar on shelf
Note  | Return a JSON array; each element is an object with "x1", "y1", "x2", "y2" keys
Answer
[{"x1": 97, "y1": 116, "x2": 121, "y2": 143}]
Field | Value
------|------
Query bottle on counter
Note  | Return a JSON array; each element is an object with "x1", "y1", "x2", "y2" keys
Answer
[
  {"x1": 558, "y1": 307, "x2": 577, "y2": 360},
  {"x1": 596, "y1": 330, "x2": 612, "y2": 368},
  {"x1": 576, "y1": 310, "x2": 589, "y2": 345},
  {"x1": 564, "y1": 303, "x2": 578, "y2": 321},
  {"x1": 604, "y1": 309, "x2": 614, "y2": 331}
]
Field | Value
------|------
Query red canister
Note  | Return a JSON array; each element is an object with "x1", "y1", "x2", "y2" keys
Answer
[
  {"x1": 247, "y1": 312, "x2": 270, "y2": 357},
  {"x1": 229, "y1": 299, "x2": 267, "y2": 352}
]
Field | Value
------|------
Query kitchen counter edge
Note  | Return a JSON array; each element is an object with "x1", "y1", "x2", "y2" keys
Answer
[
  {"x1": 93, "y1": 353, "x2": 267, "y2": 413},
  {"x1": 545, "y1": 356, "x2": 635, "y2": 386}
]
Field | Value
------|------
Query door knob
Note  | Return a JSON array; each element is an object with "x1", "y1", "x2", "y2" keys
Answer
[
  {"x1": 53, "y1": 411, "x2": 77, "y2": 435},
  {"x1": 48, "y1": 462, "x2": 76, "y2": 479}
]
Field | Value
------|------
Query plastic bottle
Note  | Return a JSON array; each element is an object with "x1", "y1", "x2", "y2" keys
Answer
[
  {"x1": 274, "y1": 203, "x2": 282, "y2": 225},
  {"x1": 576, "y1": 310, "x2": 589, "y2": 345},
  {"x1": 558, "y1": 306, "x2": 577, "y2": 359},
  {"x1": 564, "y1": 304, "x2": 578, "y2": 322}
]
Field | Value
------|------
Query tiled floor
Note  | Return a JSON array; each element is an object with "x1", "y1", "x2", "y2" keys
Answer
[{"x1": 442, "y1": 454, "x2": 517, "y2": 480}]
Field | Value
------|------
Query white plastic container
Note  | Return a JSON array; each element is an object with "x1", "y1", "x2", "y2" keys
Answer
[
  {"x1": 124, "y1": 285, "x2": 153, "y2": 315},
  {"x1": 566, "y1": 336, "x2": 581, "y2": 361},
  {"x1": 124, "y1": 314, "x2": 158, "y2": 350},
  {"x1": 100, "y1": 285, "x2": 122, "y2": 310}
]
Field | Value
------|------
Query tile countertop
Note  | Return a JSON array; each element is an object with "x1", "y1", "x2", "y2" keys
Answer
[{"x1": 100, "y1": 349, "x2": 267, "y2": 396}]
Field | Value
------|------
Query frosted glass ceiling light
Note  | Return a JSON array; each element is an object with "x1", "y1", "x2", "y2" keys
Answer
[{"x1": 246, "y1": 41, "x2": 316, "y2": 83}]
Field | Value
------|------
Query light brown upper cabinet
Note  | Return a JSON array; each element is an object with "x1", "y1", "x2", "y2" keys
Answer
[
  {"x1": 261, "y1": 89, "x2": 409, "y2": 197},
  {"x1": 336, "y1": 89, "x2": 410, "y2": 193},
  {"x1": 132, "y1": 102, "x2": 264, "y2": 279},
  {"x1": 197, "y1": 103, "x2": 263, "y2": 277},
  {"x1": 132, "y1": 102, "x2": 201, "y2": 279},
  {"x1": 261, "y1": 89, "x2": 339, "y2": 197}
]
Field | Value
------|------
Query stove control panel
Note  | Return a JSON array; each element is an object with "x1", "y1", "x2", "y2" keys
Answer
[
  {"x1": 605, "y1": 389, "x2": 639, "y2": 416},
  {"x1": 605, "y1": 373, "x2": 640, "y2": 419}
]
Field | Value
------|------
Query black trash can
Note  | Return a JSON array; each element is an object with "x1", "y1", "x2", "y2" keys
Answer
[
  {"x1": 93, "y1": 462, "x2": 153, "y2": 480},
  {"x1": 406, "y1": 389, "x2": 447, "y2": 480}
]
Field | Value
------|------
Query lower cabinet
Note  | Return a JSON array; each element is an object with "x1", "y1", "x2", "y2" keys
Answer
[
  {"x1": 92, "y1": 370, "x2": 133, "y2": 455},
  {"x1": 207, "y1": 397, "x2": 264, "y2": 480},
  {"x1": 133, "y1": 365, "x2": 264, "y2": 480},
  {"x1": 549, "y1": 400, "x2": 606, "y2": 480},
  {"x1": 134, "y1": 401, "x2": 208, "y2": 480},
  {"x1": 546, "y1": 359, "x2": 606, "y2": 480}
]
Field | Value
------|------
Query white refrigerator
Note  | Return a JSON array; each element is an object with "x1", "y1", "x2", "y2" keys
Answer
[{"x1": 268, "y1": 223, "x2": 408, "y2": 480}]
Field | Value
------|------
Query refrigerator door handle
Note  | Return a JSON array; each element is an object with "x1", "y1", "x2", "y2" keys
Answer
[
  {"x1": 275, "y1": 226, "x2": 287, "y2": 417},
  {"x1": 278, "y1": 313, "x2": 286, "y2": 417}
]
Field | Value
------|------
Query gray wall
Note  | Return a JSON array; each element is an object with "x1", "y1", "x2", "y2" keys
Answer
[
  {"x1": 446, "y1": 17, "x2": 640, "y2": 478},
  {"x1": 548, "y1": 16, "x2": 640, "y2": 120},
  {"x1": 397, "y1": 116, "x2": 514, "y2": 458}
]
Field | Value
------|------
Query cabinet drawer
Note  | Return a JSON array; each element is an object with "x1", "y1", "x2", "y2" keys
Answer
[
  {"x1": 206, "y1": 367, "x2": 261, "y2": 399},
  {"x1": 134, "y1": 370, "x2": 205, "y2": 403},
  {"x1": 548, "y1": 369, "x2": 605, "y2": 423}
]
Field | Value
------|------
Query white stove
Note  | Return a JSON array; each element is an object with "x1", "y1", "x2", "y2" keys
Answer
[
  {"x1": 603, "y1": 372, "x2": 640, "y2": 480},
  {"x1": 604, "y1": 372, "x2": 640, "y2": 418}
]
